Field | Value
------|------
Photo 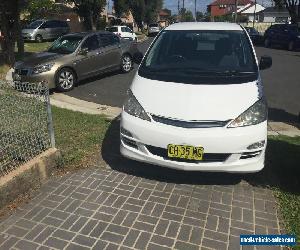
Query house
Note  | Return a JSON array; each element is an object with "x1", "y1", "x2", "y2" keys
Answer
[
  {"x1": 207, "y1": 0, "x2": 253, "y2": 18},
  {"x1": 260, "y1": 7, "x2": 291, "y2": 23},
  {"x1": 237, "y1": 3, "x2": 265, "y2": 22},
  {"x1": 157, "y1": 9, "x2": 171, "y2": 27}
]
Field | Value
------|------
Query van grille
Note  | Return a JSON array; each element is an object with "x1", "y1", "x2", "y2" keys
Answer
[{"x1": 151, "y1": 115, "x2": 229, "y2": 128}]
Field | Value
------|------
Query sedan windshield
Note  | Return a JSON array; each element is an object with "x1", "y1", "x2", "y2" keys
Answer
[
  {"x1": 26, "y1": 20, "x2": 43, "y2": 29},
  {"x1": 139, "y1": 30, "x2": 258, "y2": 84},
  {"x1": 48, "y1": 36, "x2": 83, "y2": 54}
]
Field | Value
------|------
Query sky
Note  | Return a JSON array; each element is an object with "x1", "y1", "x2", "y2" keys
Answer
[{"x1": 107, "y1": 0, "x2": 273, "y2": 16}]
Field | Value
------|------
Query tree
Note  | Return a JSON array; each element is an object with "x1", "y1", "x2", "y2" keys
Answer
[
  {"x1": 71, "y1": 0, "x2": 107, "y2": 31},
  {"x1": 113, "y1": 0, "x2": 163, "y2": 29},
  {"x1": 180, "y1": 8, "x2": 194, "y2": 22},
  {"x1": 273, "y1": 0, "x2": 300, "y2": 23},
  {"x1": 144, "y1": 0, "x2": 163, "y2": 24},
  {"x1": 196, "y1": 11, "x2": 204, "y2": 21},
  {"x1": 0, "y1": 0, "x2": 22, "y2": 66},
  {"x1": 23, "y1": 0, "x2": 58, "y2": 21}
]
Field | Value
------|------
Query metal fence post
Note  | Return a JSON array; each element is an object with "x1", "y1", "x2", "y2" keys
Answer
[{"x1": 45, "y1": 89, "x2": 56, "y2": 148}]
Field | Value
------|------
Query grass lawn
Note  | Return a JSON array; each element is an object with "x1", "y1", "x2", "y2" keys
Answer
[
  {"x1": 23, "y1": 42, "x2": 51, "y2": 53},
  {"x1": 253, "y1": 135, "x2": 300, "y2": 249},
  {"x1": 52, "y1": 106, "x2": 111, "y2": 171},
  {"x1": 52, "y1": 107, "x2": 300, "y2": 247}
]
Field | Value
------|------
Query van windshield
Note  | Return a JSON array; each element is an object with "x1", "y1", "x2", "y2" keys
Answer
[
  {"x1": 139, "y1": 30, "x2": 258, "y2": 84},
  {"x1": 26, "y1": 20, "x2": 43, "y2": 29}
]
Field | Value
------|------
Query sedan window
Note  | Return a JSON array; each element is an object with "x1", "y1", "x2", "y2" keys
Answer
[{"x1": 81, "y1": 35, "x2": 100, "y2": 51}]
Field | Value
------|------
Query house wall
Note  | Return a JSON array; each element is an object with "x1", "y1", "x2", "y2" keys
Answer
[
  {"x1": 210, "y1": 5, "x2": 230, "y2": 16},
  {"x1": 263, "y1": 13, "x2": 290, "y2": 23}
]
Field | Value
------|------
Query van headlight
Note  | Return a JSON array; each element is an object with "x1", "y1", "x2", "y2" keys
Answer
[
  {"x1": 32, "y1": 63, "x2": 54, "y2": 74},
  {"x1": 227, "y1": 98, "x2": 267, "y2": 128},
  {"x1": 123, "y1": 89, "x2": 151, "y2": 121}
]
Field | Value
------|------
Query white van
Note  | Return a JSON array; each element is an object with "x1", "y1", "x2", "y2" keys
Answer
[{"x1": 120, "y1": 22, "x2": 272, "y2": 173}]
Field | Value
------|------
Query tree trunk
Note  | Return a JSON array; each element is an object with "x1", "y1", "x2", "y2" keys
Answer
[
  {"x1": 16, "y1": 2, "x2": 24, "y2": 56},
  {"x1": 0, "y1": 0, "x2": 19, "y2": 66}
]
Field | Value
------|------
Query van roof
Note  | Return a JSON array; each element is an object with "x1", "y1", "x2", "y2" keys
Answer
[{"x1": 165, "y1": 22, "x2": 243, "y2": 31}]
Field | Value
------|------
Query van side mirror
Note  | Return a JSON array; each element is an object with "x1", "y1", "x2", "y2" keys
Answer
[
  {"x1": 259, "y1": 56, "x2": 272, "y2": 70},
  {"x1": 133, "y1": 52, "x2": 144, "y2": 64},
  {"x1": 79, "y1": 47, "x2": 88, "y2": 55}
]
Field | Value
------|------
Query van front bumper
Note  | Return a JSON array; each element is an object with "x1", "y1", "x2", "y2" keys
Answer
[{"x1": 120, "y1": 111, "x2": 267, "y2": 173}]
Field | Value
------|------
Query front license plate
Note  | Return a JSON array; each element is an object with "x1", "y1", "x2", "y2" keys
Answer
[{"x1": 167, "y1": 144, "x2": 204, "y2": 160}]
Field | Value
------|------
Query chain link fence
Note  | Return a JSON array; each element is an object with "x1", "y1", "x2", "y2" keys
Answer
[{"x1": 0, "y1": 81, "x2": 55, "y2": 176}]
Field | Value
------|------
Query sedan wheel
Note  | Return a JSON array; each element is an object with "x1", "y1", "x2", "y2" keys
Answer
[
  {"x1": 56, "y1": 69, "x2": 75, "y2": 92},
  {"x1": 121, "y1": 55, "x2": 132, "y2": 73}
]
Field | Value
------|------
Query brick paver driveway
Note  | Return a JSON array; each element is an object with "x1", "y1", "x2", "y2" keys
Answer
[{"x1": 0, "y1": 121, "x2": 282, "y2": 250}]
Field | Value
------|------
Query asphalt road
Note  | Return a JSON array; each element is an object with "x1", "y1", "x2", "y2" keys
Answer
[{"x1": 65, "y1": 38, "x2": 300, "y2": 122}]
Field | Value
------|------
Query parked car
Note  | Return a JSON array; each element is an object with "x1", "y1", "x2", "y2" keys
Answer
[
  {"x1": 105, "y1": 26, "x2": 137, "y2": 41},
  {"x1": 120, "y1": 22, "x2": 272, "y2": 173},
  {"x1": 148, "y1": 23, "x2": 160, "y2": 36},
  {"x1": 264, "y1": 24, "x2": 300, "y2": 50},
  {"x1": 244, "y1": 27, "x2": 263, "y2": 45},
  {"x1": 22, "y1": 20, "x2": 70, "y2": 42},
  {"x1": 13, "y1": 31, "x2": 139, "y2": 91}
]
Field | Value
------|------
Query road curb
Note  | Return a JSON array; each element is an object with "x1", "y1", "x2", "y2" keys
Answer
[
  {"x1": 50, "y1": 93, "x2": 121, "y2": 120},
  {"x1": 51, "y1": 93, "x2": 300, "y2": 137}
]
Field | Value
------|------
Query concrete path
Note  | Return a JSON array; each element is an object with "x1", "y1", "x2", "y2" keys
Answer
[{"x1": 0, "y1": 164, "x2": 282, "y2": 250}]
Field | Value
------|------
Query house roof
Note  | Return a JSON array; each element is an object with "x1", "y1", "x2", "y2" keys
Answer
[
  {"x1": 209, "y1": 0, "x2": 253, "y2": 6},
  {"x1": 263, "y1": 7, "x2": 289, "y2": 14},
  {"x1": 238, "y1": 3, "x2": 265, "y2": 14}
]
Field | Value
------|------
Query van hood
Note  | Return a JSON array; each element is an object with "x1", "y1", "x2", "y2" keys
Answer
[
  {"x1": 15, "y1": 52, "x2": 64, "y2": 68},
  {"x1": 131, "y1": 74, "x2": 262, "y2": 121}
]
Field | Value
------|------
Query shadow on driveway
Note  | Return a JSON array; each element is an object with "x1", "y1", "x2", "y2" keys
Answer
[
  {"x1": 268, "y1": 107, "x2": 300, "y2": 127},
  {"x1": 101, "y1": 118, "x2": 300, "y2": 195}
]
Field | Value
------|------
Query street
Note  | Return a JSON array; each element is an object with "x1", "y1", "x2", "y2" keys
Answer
[{"x1": 65, "y1": 37, "x2": 300, "y2": 122}]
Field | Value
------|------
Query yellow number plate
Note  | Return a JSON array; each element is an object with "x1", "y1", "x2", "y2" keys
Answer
[{"x1": 167, "y1": 144, "x2": 204, "y2": 160}]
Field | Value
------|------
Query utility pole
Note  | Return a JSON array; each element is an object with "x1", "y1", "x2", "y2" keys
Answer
[
  {"x1": 183, "y1": 0, "x2": 185, "y2": 10},
  {"x1": 253, "y1": 0, "x2": 257, "y2": 27},
  {"x1": 234, "y1": 0, "x2": 238, "y2": 22},
  {"x1": 195, "y1": 0, "x2": 197, "y2": 21},
  {"x1": 178, "y1": 0, "x2": 180, "y2": 14}
]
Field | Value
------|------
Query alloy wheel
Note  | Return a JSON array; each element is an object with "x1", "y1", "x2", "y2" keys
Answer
[
  {"x1": 58, "y1": 70, "x2": 74, "y2": 91},
  {"x1": 122, "y1": 55, "x2": 132, "y2": 73}
]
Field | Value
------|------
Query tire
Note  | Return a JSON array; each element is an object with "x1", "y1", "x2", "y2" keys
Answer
[
  {"x1": 264, "y1": 38, "x2": 271, "y2": 48},
  {"x1": 288, "y1": 41, "x2": 295, "y2": 51},
  {"x1": 56, "y1": 68, "x2": 76, "y2": 92},
  {"x1": 120, "y1": 54, "x2": 133, "y2": 73},
  {"x1": 35, "y1": 35, "x2": 43, "y2": 43}
]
